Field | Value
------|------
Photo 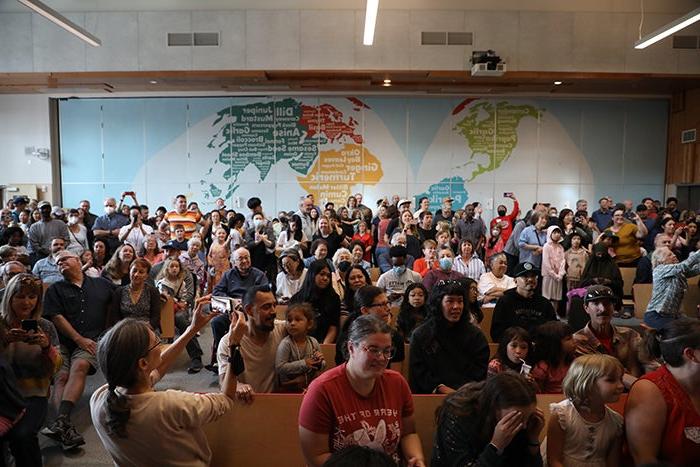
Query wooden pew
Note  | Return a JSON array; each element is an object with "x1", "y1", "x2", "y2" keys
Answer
[
  {"x1": 480, "y1": 305, "x2": 495, "y2": 343},
  {"x1": 620, "y1": 267, "x2": 636, "y2": 297},
  {"x1": 489, "y1": 343, "x2": 499, "y2": 359},
  {"x1": 160, "y1": 296, "x2": 175, "y2": 340},
  {"x1": 682, "y1": 275, "x2": 700, "y2": 317},
  {"x1": 632, "y1": 283, "x2": 652, "y2": 319},
  {"x1": 275, "y1": 304, "x2": 288, "y2": 320},
  {"x1": 202, "y1": 392, "x2": 628, "y2": 466},
  {"x1": 369, "y1": 267, "x2": 380, "y2": 284}
]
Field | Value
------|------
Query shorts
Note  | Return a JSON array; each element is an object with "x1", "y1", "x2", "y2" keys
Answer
[{"x1": 59, "y1": 345, "x2": 98, "y2": 375}]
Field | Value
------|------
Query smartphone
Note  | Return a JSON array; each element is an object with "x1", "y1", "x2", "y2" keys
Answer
[
  {"x1": 21, "y1": 319, "x2": 38, "y2": 332},
  {"x1": 211, "y1": 296, "x2": 233, "y2": 315}
]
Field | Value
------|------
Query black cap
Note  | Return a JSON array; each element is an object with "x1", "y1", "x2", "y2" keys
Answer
[
  {"x1": 513, "y1": 262, "x2": 539, "y2": 277},
  {"x1": 246, "y1": 197, "x2": 261, "y2": 210},
  {"x1": 600, "y1": 231, "x2": 620, "y2": 244},
  {"x1": 389, "y1": 245, "x2": 408, "y2": 258},
  {"x1": 584, "y1": 285, "x2": 617, "y2": 304},
  {"x1": 12, "y1": 196, "x2": 28, "y2": 205},
  {"x1": 161, "y1": 240, "x2": 178, "y2": 250}
]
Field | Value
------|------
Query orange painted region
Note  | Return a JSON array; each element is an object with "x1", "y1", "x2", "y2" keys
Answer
[{"x1": 297, "y1": 144, "x2": 383, "y2": 204}]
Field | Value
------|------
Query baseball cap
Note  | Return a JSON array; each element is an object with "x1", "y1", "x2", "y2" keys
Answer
[
  {"x1": 13, "y1": 196, "x2": 28, "y2": 205},
  {"x1": 38, "y1": 201, "x2": 51, "y2": 209},
  {"x1": 398, "y1": 199, "x2": 411, "y2": 207},
  {"x1": 161, "y1": 240, "x2": 178, "y2": 250},
  {"x1": 51, "y1": 206, "x2": 65, "y2": 217},
  {"x1": 442, "y1": 197, "x2": 454, "y2": 203},
  {"x1": 584, "y1": 285, "x2": 617, "y2": 304},
  {"x1": 513, "y1": 262, "x2": 539, "y2": 277}
]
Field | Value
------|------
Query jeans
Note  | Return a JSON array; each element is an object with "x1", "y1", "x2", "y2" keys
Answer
[
  {"x1": 210, "y1": 313, "x2": 231, "y2": 361},
  {"x1": 644, "y1": 311, "x2": 675, "y2": 330},
  {"x1": 5, "y1": 396, "x2": 47, "y2": 467},
  {"x1": 174, "y1": 312, "x2": 203, "y2": 360}
]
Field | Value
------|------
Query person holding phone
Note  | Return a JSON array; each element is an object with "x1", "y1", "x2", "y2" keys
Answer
[
  {"x1": 118, "y1": 205, "x2": 153, "y2": 253},
  {"x1": 602, "y1": 207, "x2": 648, "y2": 267},
  {"x1": 90, "y1": 296, "x2": 247, "y2": 466},
  {"x1": 1, "y1": 273, "x2": 62, "y2": 465}
]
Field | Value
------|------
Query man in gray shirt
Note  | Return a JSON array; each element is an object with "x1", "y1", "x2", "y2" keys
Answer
[
  {"x1": 27, "y1": 201, "x2": 69, "y2": 265},
  {"x1": 455, "y1": 203, "x2": 486, "y2": 247}
]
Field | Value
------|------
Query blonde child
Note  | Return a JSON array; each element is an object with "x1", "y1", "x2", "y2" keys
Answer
[
  {"x1": 275, "y1": 303, "x2": 326, "y2": 392},
  {"x1": 546, "y1": 354, "x2": 624, "y2": 467},
  {"x1": 487, "y1": 326, "x2": 533, "y2": 378},
  {"x1": 542, "y1": 226, "x2": 566, "y2": 315},
  {"x1": 531, "y1": 321, "x2": 576, "y2": 393},
  {"x1": 565, "y1": 233, "x2": 589, "y2": 290}
]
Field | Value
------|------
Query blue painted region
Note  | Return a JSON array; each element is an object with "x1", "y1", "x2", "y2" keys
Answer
[
  {"x1": 622, "y1": 100, "x2": 668, "y2": 185},
  {"x1": 541, "y1": 100, "x2": 582, "y2": 150},
  {"x1": 188, "y1": 97, "x2": 232, "y2": 127},
  {"x1": 102, "y1": 100, "x2": 145, "y2": 183},
  {"x1": 59, "y1": 99, "x2": 102, "y2": 184},
  {"x1": 144, "y1": 99, "x2": 188, "y2": 158},
  {"x1": 62, "y1": 184, "x2": 104, "y2": 209},
  {"x1": 415, "y1": 176, "x2": 469, "y2": 213}
]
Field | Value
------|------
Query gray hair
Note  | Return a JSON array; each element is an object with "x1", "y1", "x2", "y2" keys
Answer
[
  {"x1": 651, "y1": 247, "x2": 673, "y2": 268},
  {"x1": 332, "y1": 248, "x2": 351, "y2": 266},
  {"x1": 489, "y1": 252, "x2": 507, "y2": 267},
  {"x1": 187, "y1": 237, "x2": 202, "y2": 248}
]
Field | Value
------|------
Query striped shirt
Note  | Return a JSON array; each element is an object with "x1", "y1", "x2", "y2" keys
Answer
[
  {"x1": 647, "y1": 250, "x2": 700, "y2": 318},
  {"x1": 453, "y1": 253, "x2": 486, "y2": 281},
  {"x1": 164, "y1": 210, "x2": 201, "y2": 239}
]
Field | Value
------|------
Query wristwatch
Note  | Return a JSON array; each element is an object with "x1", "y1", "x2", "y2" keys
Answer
[{"x1": 228, "y1": 344, "x2": 245, "y2": 376}]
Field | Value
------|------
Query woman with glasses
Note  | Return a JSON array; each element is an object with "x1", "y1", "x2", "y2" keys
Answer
[
  {"x1": 0, "y1": 273, "x2": 62, "y2": 466},
  {"x1": 299, "y1": 314, "x2": 426, "y2": 467},
  {"x1": 334, "y1": 286, "x2": 405, "y2": 367},
  {"x1": 409, "y1": 280, "x2": 489, "y2": 394},
  {"x1": 90, "y1": 297, "x2": 247, "y2": 466}
]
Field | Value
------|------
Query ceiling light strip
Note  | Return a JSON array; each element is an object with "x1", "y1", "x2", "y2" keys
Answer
[
  {"x1": 363, "y1": 0, "x2": 379, "y2": 46},
  {"x1": 634, "y1": 6, "x2": 700, "y2": 49},
  {"x1": 17, "y1": 0, "x2": 102, "y2": 47}
]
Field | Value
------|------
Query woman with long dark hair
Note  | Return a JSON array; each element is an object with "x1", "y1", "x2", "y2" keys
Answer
[
  {"x1": 409, "y1": 280, "x2": 489, "y2": 394},
  {"x1": 290, "y1": 259, "x2": 341, "y2": 344},
  {"x1": 90, "y1": 297, "x2": 247, "y2": 466},
  {"x1": 276, "y1": 214, "x2": 308, "y2": 255},
  {"x1": 580, "y1": 243, "x2": 624, "y2": 310},
  {"x1": 340, "y1": 265, "x2": 371, "y2": 323},
  {"x1": 397, "y1": 283, "x2": 429, "y2": 342},
  {"x1": 101, "y1": 243, "x2": 136, "y2": 286},
  {"x1": 335, "y1": 285, "x2": 405, "y2": 366},
  {"x1": 432, "y1": 373, "x2": 545, "y2": 466}
]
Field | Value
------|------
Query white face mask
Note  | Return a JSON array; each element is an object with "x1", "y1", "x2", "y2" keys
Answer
[
  {"x1": 105, "y1": 206, "x2": 115, "y2": 215},
  {"x1": 68, "y1": 216, "x2": 79, "y2": 225}
]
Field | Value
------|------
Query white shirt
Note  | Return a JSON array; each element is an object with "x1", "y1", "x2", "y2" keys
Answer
[
  {"x1": 477, "y1": 272, "x2": 516, "y2": 302},
  {"x1": 376, "y1": 268, "x2": 422, "y2": 305},
  {"x1": 118, "y1": 223, "x2": 154, "y2": 252},
  {"x1": 276, "y1": 269, "x2": 307, "y2": 301}
]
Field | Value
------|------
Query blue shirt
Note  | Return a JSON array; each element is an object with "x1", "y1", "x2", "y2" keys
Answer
[
  {"x1": 517, "y1": 226, "x2": 547, "y2": 267},
  {"x1": 591, "y1": 209, "x2": 612, "y2": 231},
  {"x1": 213, "y1": 267, "x2": 269, "y2": 299},
  {"x1": 32, "y1": 256, "x2": 63, "y2": 284}
]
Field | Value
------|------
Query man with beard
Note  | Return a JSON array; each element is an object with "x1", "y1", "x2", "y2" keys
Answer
[
  {"x1": 490, "y1": 262, "x2": 556, "y2": 341},
  {"x1": 217, "y1": 284, "x2": 285, "y2": 401},
  {"x1": 27, "y1": 201, "x2": 69, "y2": 265},
  {"x1": 32, "y1": 237, "x2": 67, "y2": 285}
]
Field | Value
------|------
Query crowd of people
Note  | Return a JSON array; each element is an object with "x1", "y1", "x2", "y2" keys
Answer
[{"x1": 1, "y1": 189, "x2": 700, "y2": 466}]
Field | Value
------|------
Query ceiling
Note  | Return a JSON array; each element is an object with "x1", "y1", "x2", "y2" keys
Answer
[
  {"x1": 1, "y1": 70, "x2": 698, "y2": 96},
  {"x1": 1, "y1": 0, "x2": 697, "y2": 13}
]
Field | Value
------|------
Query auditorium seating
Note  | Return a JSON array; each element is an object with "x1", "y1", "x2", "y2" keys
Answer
[
  {"x1": 160, "y1": 296, "x2": 175, "y2": 339},
  {"x1": 202, "y1": 393, "x2": 627, "y2": 466},
  {"x1": 632, "y1": 284, "x2": 653, "y2": 319}
]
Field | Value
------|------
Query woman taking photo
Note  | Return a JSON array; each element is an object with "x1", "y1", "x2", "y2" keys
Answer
[
  {"x1": 432, "y1": 373, "x2": 545, "y2": 467},
  {"x1": 276, "y1": 214, "x2": 308, "y2": 255},
  {"x1": 113, "y1": 258, "x2": 161, "y2": 331},
  {"x1": 0, "y1": 274, "x2": 62, "y2": 466},
  {"x1": 299, "y1": 314, "x2": 425, "y2": 467},
  {"x1": 290, "y1": 259, "x2": 341, "y2": 344},
  {"x1": 603, "y1": 208, "x2": 647, "y2": 267},
  {"x1": 625, "y1": 317, "x2": 700, "y2": 465},
  {"x1": 275, "y1": 248, "x2": 307, "y2": 304},
  {"x1": 90, "y1": 297, "x2": 248, "y2": 466},
  {"x1": 102, "y1": 243, "x2": 136, "y2": 286},
  {"x1": 409, "y1": 280, "x2": 489, "y2": 394}
]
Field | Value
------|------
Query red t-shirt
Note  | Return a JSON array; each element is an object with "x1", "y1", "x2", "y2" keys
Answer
[{"x1": 298, "y1": 363, "x2": 414, "y2": 463}]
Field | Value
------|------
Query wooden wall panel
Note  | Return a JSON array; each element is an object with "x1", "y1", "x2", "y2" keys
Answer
[{"x1": 667, "y1": 88, "x2": 700, "y2": 184}]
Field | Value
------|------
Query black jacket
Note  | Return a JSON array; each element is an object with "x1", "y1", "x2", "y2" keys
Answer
[{"x1": 490, "y1": 288, "x2": 557, "y2": 342}]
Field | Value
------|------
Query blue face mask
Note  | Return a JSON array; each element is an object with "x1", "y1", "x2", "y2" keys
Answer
[
  {"x1": 392, "y1": 265, "x2": 406, "y2": 275},
  {"x1": 439, "y1": 257, "x2": 453, "y2": 271}
]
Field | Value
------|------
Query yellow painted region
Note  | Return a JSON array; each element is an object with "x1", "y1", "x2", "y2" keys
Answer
[{"x1": 297, "y1": 143, "x2": 383, "y2": 205}]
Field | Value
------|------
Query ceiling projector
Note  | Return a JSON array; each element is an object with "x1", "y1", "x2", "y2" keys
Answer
[{"x1": 470, "y1": 50, "x2": 506, "y2": 77}]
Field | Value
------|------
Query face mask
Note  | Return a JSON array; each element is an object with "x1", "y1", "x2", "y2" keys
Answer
[
  {"x1": 68, "y1": 216, "x2": 79, "y2": 225},
  {"x1": 497, "y1": 210, "x2": 507, "y2": 217},
  {"x1": 491, "y1": 229, "x2": 500, "y2": 236},
  {"x1": 105, "y1": 206, "x2": 115, "y2": 215},
  {"x1": 392, "y1": 265, "x2": 406, "y2": 275},
  {"x1": 253, "y1": 219, "x2": 262, "y2": 228},
  {"x1": 439, "y1": 257, "x2": 453, "y2": 271},
  {"x1": 338, "y1": 261, "x2": 351, "y2": 273}
]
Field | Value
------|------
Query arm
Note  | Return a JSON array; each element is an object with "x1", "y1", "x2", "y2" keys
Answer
[
  {"x1": 545, "y1": 411, "x2": 565, "y2": 467},
  {"x1": 408, "y1": 335, "x2": 448, "y2": 394},
  {"x1": 275, "y1": 339, "x2": 311, "y2": 380},
  {"x1": 148, "y1": 285, "x2": 162, "y2": 331},
  {"x1": 506, "y1": 198, "x2": 520, "y2": 222},
  {"x1": 299, "y1": 427, "x2": 332, "y2": 467},
  {"x1": 625, "y1": 379, "x2": 666, "y2": 465},
  {"x1": 323, "y1": 325, "x2": 337, "y2": 345},
  {"x1": 51, "y1": 314, "x2": 96, "y2": 354},
  {"x1": 400, "y1": 415, "x2": 426, "y2": 467}
]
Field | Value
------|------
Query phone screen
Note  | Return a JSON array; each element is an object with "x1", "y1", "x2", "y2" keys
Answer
[{"x1": 21, "y1": 319, "x2": 38, "y2": 332}]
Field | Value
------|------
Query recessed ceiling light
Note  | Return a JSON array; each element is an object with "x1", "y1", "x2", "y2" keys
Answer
[
  {"x1": 553, "y1": 81, "x2": 563, "y2": 85},
  {"x1": 149, "y1": 80, "x2": 158, "y2": 84},
  {"x1": 383, "y1": 79, "x2": 391, "y2": 84},
  {"x1": 382, "y1": 82, "x2": 392, "y2": 87}
]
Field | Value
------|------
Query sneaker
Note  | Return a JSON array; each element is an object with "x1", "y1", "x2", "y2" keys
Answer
[
  {"x1": 188, "y1": 357, "x2": 203, "y2": 374},
  {"x1": 204, "y1": 363, "x2": 218, "y2": 374},
  {"x1": 40, "y1": 415, "x2": 68, "y2": 442},
  {"x1": 60, "y1": 422, "x2": 85, "y2": 450}
]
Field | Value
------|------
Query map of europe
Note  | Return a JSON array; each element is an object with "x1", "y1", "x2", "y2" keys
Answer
[{"x1": 201, "y1": 97, "x2": 378, "y2": 202}]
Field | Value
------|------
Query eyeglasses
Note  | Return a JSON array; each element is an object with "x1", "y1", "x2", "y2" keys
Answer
[
  {"x1": 361, "y1": 345, "x2": 395, "y2": 360},
  {"x1": 144, "y1": 336, "x2": 162, "y2": 356},
  {"x1": 367, "y1": 301, "x2": 390, "y2": 309},
  {"x1": 436, "y1": 279, "x2": 463, "y2": 288}
]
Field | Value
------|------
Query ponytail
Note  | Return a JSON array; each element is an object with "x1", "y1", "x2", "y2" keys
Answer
[
  {"x1": 643, "y1": 318, "x2": 700, "y2": 367},
  {"x1": 105, "y1": 384, "x2": 131, "y2": 438}
]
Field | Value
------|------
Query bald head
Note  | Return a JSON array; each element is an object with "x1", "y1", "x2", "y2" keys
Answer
[{"x1": 233, "y1": 247, "x2": 251, "y2": 274}]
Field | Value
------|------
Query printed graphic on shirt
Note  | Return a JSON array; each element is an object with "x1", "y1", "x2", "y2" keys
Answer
[{"x1": 333, "y1": 410, "x2": 401, "y2": 462}]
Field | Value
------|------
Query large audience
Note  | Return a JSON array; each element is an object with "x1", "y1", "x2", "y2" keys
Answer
[{"x1": 1, "y1": 190, "x2": 699, "y2": 466}]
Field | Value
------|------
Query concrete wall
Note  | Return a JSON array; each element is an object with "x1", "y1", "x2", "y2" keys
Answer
[{"x1": 0, "y1": 8, "x2": 698, "y2": 74}]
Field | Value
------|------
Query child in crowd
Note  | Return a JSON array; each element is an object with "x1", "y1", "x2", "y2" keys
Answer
[
  {"x1": 542, "y1": 226, "x2": 566, "y2": 315},
  {"x1": 565, "y1": 233, "x2": 589, "y2": 291},
  {"x1": 171, "y1": 224, "x2": 188, "y2": 251},
  {"x1": 396, "y1": 283, "x2": 429, "y2": 342},
  {"x1": 546, "y1": 354, "x2": 624, "y2": 467},
  {"x1": 275, "y1": 303, "x2": 326, "y2": 392},
  {"x1": 488, "y1": 326, "x2": 532, "y2": 378},
  {"x1": 412, "y1": 239, "x2": 438, "y2": 277},
  {"x1": 80, "y1": 249, "x2": 100, "y2": 278},
  {"x1": 531, "y1": 321, "x2": 576, "y2": 393}
]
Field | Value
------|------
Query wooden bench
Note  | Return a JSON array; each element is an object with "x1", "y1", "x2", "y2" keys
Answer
[
  {"x1": 682, "y1": 275, "x2": 700, "y2": 317},
  {"x1": 620, "y1": 267, "x2": 635, "y2": 298},
  {"x1": 202, "y1": 393, "x2": 627, "y2": 466},
  {"x1": 480, "y1": 305, "x2": 495, "y2": 343},
  {"x1": 369, "y1": 267, "x2": 380, "y2": 284},
  {"x1": 632, "y1": 283, "x2": 652, "y2": 319},
  {"x1": 160, "y1": 296, "x2": 175, "y2": 340}
]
